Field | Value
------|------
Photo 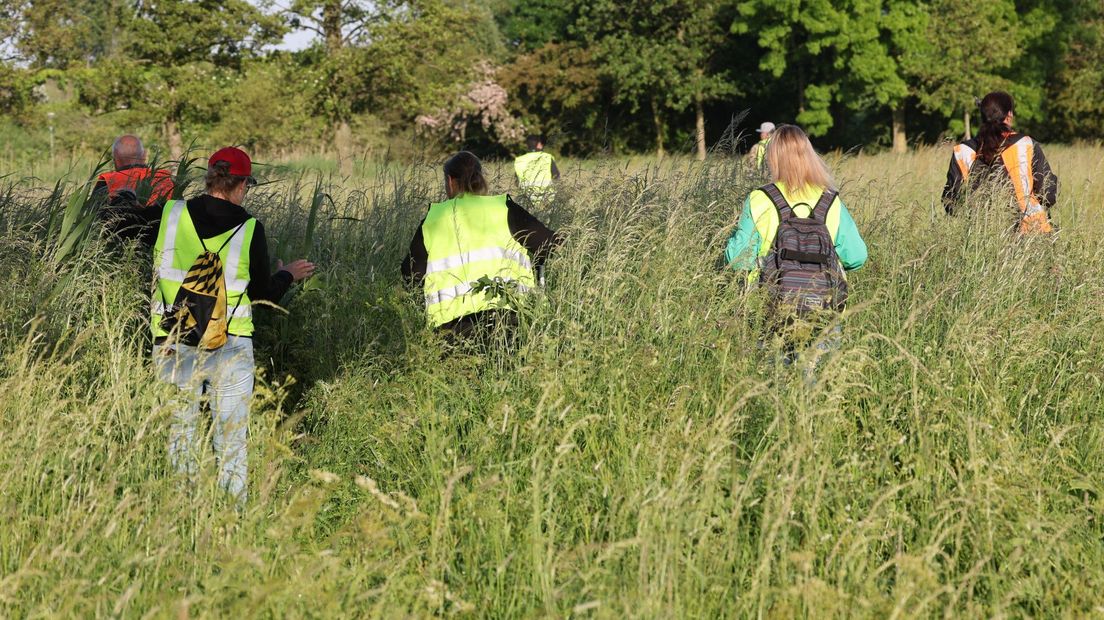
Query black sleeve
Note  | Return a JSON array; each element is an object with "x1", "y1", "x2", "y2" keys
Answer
[
  {"x1": 506, "y1": 196, "x2": 561, "y2": 268},
  {"x1": 551, "y1": 159, "x2": 561, "y2": 180},
  {"x1": 402, "y1": 217, "x2": 428, "y2": 287},
  {"x1": 942, "y1": 151, "x2": 964, "y2": 216},
  {"x1": 1033, "y1": 143, "x2": 1058, "y2": 210},
  {"x1": 98, "y1": 201, "x2": 163, "y2": 245},
  {"x1": 246, "y1": 221, "x2": 293, "y2": 303}
]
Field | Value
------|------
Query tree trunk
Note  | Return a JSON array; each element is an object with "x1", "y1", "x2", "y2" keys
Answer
[
  {"x1": 652, "y1": 98, "x2": 666, "y2": 158},
  {"x1": 891, "y1": 104, "x2": 907, "y2": 154},
  {"x1": 164, "y1": 117, "x2": 182, "y2": 162},
  {"x1": 964, "y1": 108, "x2": 972, "y2": 139},
  {"x1": 335, "y1": 119, "x2": 353, "y2": 176},
  {"x1": 323, "y1": 0, "x2": 343, "y2": 53},
  {"x1": 695, "y1": 96, "x2": 706, "y2": 161},
  {"x1": 797, "y1": 63, "x2": 807, "y2": 114}
]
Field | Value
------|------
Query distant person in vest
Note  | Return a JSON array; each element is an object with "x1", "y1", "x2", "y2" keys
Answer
[
  {"x1": 94, "y1": 135, "x2": 176, "y2": 239},
  {"x1": 750, "y1": 122, "x2": 775, "y2": 171},
  {"x1": 514, "y1": 134, "x2": 560, "y2": 204},
  {"x1": 403, "y1": 151, "x2": 559, "y2": 342},
  {"x1": 152, "y1": 146, "x2": 315, "y2": 505},
  {"x1": 725, "y1": 125, "x2": 867, "y2": 378},
  {"x1": 942, "y1": 91, "x2": 1058, "y2": 234}
]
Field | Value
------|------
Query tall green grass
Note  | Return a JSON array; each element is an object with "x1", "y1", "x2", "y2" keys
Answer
[{"x1": 1, "y1": 146, "x2": 1103, "y2": 617}]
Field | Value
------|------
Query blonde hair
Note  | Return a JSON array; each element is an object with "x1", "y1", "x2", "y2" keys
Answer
[{"x1": 765, "y1": 125, "x2": 836, "y2": 192}]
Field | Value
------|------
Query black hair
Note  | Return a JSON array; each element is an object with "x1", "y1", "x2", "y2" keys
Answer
[
  {"x1": 443, "y1": 151, "x2": 488, "y2": 195},
  {"x1": 976, "y1": 91, "x2": 1015, "y2": 164},
  {"x1": 525, "y1": 135, "x2": 543, "y2": 151}
]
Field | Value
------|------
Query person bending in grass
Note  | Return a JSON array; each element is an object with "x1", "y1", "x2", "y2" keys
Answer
[
  {"x1": 151, "y1": 147, "x2": 315, "y2": 506},
  {"x1": 402, "y1": 151, "x2": 559, "y2": 343},
  {"x1": 724, "y1": 124, "x2": 867, "y2": 377}
]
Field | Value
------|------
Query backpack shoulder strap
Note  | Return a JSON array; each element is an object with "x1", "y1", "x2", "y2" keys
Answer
[
  {"x1": 759, "y1": 183, "x2": 794, "y2": 221},
  {"x1": 811, "y1": 189, "x2": 839, "y2": 224},
  {"x1": 213, "y1": 221, "x2": 248, "y2": 254}
]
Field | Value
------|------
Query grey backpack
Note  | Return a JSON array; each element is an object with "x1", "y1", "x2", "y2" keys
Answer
[{"x1": 758, "y1": 183, "x2": 847, "y2": 314}]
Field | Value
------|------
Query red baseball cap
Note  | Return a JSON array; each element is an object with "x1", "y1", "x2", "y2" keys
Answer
[{"x1": 208, "y1": 147, "x2": 253, "y2": 180}]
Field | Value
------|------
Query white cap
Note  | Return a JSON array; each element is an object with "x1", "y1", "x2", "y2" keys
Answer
[{"x1": 757, "y1": 122, "x2": 776, "y2": 133}]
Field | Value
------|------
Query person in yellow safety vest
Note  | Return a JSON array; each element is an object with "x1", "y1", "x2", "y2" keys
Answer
[
  {"x1": 151, "y1": 147, "x2": 315, "y2": 505},
  {"x1": 750, "y1": 122, "x2": 775, "y2": 171},
  {"x1": 403, "y1": 151, "x2": 560, "y2": 342},
  {"x1": 514, "y1": 135, "x2": 560, "y2": 203},
  {"x1": 942, "y1": 91, "x2": 1058, "y2": 234}
]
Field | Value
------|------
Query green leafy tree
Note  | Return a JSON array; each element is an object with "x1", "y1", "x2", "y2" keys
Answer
[
  {"x1": 575, "y1": 0, "x2": 737, "y2": 158},
  {"x1": 4, "y1": 0, "x2": 133, "y2": 69},
  {"x1": 498, "y1": 42, "x2": 605, "y2": 154},
  {"x1": 64, "y1": 1, "x2": 282, "y2": 158},
  {"x1": 899, "y1": 0, "x2": 1035, "y2": 139},
  {"x1": 492, "y1": 0, "x2": 574, "y2": 53},
  {"x1": 1037, "y1": 0, "x2": 1103, "y2": 138},
  {"x1": 282, "y1": 0, "x2": 397, "y2": 173},
  {"x1": 735, "y1": 0, "x2": 923, "y2": 150}
]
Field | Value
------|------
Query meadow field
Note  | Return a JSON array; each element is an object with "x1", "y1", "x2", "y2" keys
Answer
[{"x1": 1, "y1": 145, "x2": 1103, "y2": 618}]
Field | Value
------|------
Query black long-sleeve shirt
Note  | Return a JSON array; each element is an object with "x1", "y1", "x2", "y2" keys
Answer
[
  {"x1": 402, "y1": 195, "x2": 560, "y2": 286},
  {"x1": 105, "y1": 194, "x2": 293, "y2": 303},
  {"x1": 942, "y1": 135, "x2": 1058, "y2": 215}
]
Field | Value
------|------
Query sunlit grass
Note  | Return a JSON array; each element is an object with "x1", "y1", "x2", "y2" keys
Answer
[{"x1": 1, "y1": 146, "x2": 1102, "y2": 617}]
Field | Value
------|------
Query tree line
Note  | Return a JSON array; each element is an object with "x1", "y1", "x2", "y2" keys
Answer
[{"x1": 2, "y1": 0, "x2": 1102, "y2": 167}]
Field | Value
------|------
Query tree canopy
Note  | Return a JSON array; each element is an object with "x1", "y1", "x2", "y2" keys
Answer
[{"x1": 1, "y1": 0, "x2": 1101, "y2": 160}]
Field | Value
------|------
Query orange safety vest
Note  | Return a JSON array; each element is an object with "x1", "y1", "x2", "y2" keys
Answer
[
  {"x1": 97, "y1": 167, "x2": 175, "y2": 204},
  {"x1": 952, "y1": 137, "x2": 1052, "y2": 234}
]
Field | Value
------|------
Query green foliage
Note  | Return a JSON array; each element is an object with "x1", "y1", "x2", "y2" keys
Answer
[{"x1": 5, "y1": 0, "x2": 1104, "y2": 157}]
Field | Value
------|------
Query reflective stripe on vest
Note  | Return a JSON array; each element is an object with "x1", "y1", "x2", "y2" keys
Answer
[
  {"x1": 957, "y1": 138, "x2": 1048, "y2": 225},
  {"x1": 1000, "y1": 137, "x2": 1045, "y2": 217},
  {"x1": 953, "y1": 144, "x2": 977, "y2": 180},
  {"x1": 421, "y1": 194, "x2": 537, "y2": 327},
  {"x1": 151, "y1": 200, "x2": 257, "y2": 337},
  {"x1": 514, "y1": 152, "x2": 554, "y2": 189}
]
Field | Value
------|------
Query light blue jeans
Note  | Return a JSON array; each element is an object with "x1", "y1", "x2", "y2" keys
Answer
[{"x1": 154, "y1": 336, "x2": 254, "y2": 505}]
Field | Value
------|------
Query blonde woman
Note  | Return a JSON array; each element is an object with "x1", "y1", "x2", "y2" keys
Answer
[{"x1": 724, "y1": 125, "x2": 867, "y2": 370}]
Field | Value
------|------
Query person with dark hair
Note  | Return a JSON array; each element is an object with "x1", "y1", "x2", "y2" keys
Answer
[
  {"x1": 151, "y1": 147, "x2": 315, "y2": 505},
  {"x1": 514, "y1": 134, "x2": 560, "y2": 203},
  {"x1": 403, "y1": 151, "x2": 560, "y2": 340},
  {"x1": 942, "y1": 91, "x2": 1057, "y2": 233}
]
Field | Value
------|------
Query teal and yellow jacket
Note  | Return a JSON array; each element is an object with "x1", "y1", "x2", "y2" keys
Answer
[{"x1": 725, "y1": 182, "x2": 868, "y2": 282}]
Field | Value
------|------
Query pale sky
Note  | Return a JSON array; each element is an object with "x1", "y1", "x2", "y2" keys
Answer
[{"x1": 273, "y1": 28, "x2": 317, "y2": 52}]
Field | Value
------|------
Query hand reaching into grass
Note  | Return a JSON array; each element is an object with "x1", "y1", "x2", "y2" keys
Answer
[{"x1": 276, "y1": 259, "x2": 316, "y2": 282}]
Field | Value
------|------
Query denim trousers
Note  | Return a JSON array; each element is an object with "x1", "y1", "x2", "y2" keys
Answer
[{"x1": 154, "y1": 336, "x2": 254, "y2": 504}]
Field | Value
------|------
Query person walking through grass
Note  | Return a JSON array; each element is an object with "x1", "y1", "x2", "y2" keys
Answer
[
  {"x1": 725, "y1": 124, "x2": 867, "y2": 376},
  {"x1": 749, "y1": 122, "x2": 775, "y2": 172},
  {"x1": 403, "y1": 151, "x2": 559, "y2": 343},
  {"x1": 514, "y1": 134, "x2": 560, "y2": 204},
  {"x1": 151, "y1": 147, "x2": 315, "y2": 506},
  {"x1": 942, "y1": 91, "x2": 1058, "y2": 234},
  {"x1": 93, "y1": 135, "x2": 176, "y2": 241}
]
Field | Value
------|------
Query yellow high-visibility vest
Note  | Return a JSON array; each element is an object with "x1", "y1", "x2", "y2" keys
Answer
[
  {"x1": 421, "y1": 193, "x2": 536, "y2": 327},
  {"x1": 514, "y1": 151, "x2": 555, "y2": 200},
  {"x1": 151, "y1": 200, "x2": 256, "y2": 337}
]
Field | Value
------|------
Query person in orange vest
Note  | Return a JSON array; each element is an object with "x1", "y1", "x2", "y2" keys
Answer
[
  {"x1": 942, "y1": 91, "x2": 1058, "y2": 233},
  {"x1": 94, "y1": 135, "x2": 176, "y2": 241},
  {"x1": 93, "y1": 135, "x2": 175, "y2": 205}
]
